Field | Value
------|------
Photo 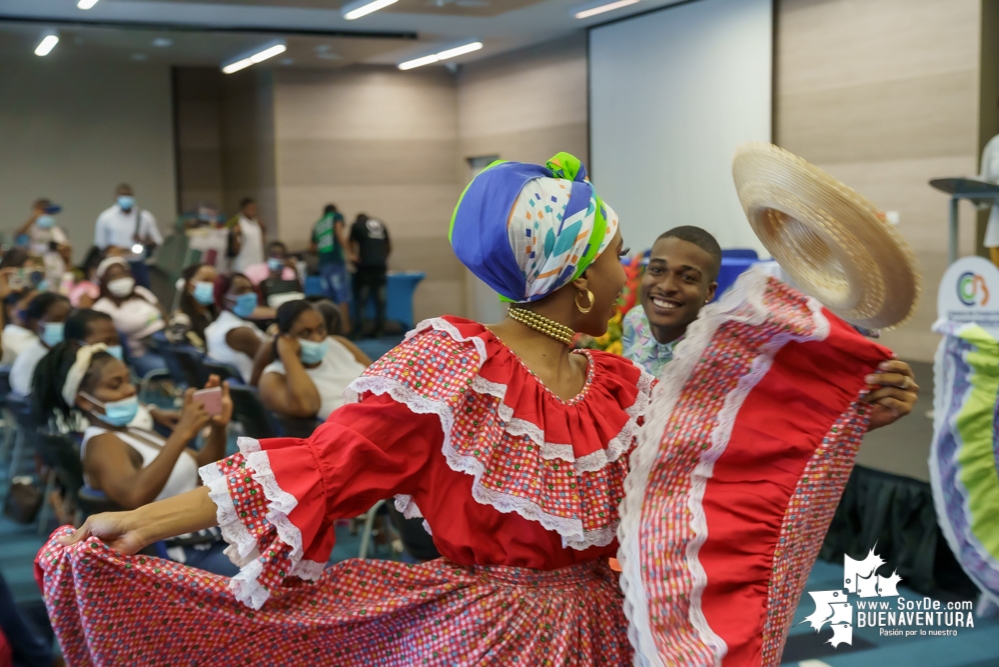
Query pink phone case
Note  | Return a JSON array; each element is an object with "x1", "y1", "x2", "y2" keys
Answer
[{"x1": 192, "y1": 387, "x2": 223, "y2": 416}]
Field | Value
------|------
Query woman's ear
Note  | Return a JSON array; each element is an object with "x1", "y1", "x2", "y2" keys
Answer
[
  {"x1": 75, "y1": 394, "x2": 95, "y2": 413},
  {"x1": 571, "y1": 271, "x2": 590, "y2": 293}
]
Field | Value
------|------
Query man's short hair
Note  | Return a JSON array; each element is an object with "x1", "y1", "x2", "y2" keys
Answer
[
  {"x1": 656, "y1": 226, "x2": 722, "y2": 281},
  {"x1": 239, "y1": 197, "x2": 255, "y2": 210}
]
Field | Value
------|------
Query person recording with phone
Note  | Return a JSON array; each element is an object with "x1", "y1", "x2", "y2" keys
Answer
[
  {"x1": 94, "y1": 183, "x2": 163, "y2": 289},
  {"x1": 32, "y1": 342, "x2": 238, "y2": 576}
]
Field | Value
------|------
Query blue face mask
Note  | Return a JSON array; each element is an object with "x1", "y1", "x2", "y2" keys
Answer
[
  {"x1": 192, "y1": 281, "x2": 215, "y2": 306},
  {"x1": 106, "y1": 345, "x2": 124, "y2": 361},
  {"x1": 231, "y1": 292, "x2": 257, "y2": 319},
  {"x1": 117, "y1": 195, "x2": 135, "y2": 210},
  {"x1": 36, "y1": 215, "x2": 56, "y2": 229},
  {"x1": 267, "y1": 258, "x2": 284, "y2": 272},
  {"x1": 83, "y1": 393, "x2": 139, "y2": 427},
  {"x1": 299, "y1": 337, "x2": 329, "y2": 365},
  {"x1": 40, "y1": 321, "x2": 65, "y2": 347}
]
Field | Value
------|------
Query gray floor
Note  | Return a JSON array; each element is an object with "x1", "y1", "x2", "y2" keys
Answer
[{"x1": 855, "y1": 360, "x2": 933, "y2": 483}]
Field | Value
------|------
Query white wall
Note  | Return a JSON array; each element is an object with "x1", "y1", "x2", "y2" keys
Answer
[
  {"x1": 589, "y1": 0, "x2": 773, "y2": 254},
  {"x1": 0, "y1": 57, "x2": 177, "y2": 262}
]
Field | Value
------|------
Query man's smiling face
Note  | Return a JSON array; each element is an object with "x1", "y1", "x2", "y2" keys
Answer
[{"x1": 640, "y1": 237, "x2": 718, "y2": 343}]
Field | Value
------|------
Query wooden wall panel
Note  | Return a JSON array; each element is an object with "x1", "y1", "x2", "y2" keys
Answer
[
  {"x1": 273, "y1": 66, "x2": 462, "y2": 320},
  {"x1": 776, "y1": 0, "x2": 982, "y2": 363}
]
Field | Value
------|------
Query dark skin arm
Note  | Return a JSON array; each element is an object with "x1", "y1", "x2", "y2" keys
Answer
[
  {"x1": 148, "y1": 408, "x2": 181, "y2": 431},
  {"x1": 258, "y1": 336, "x2": 322, "y2": 418},
  {"x1": 0, "y1": 269, "x2": 12, "y2": 331},
  {"x1": 225, "y1": 326, "x2": 264, "y2": 362},
  {"x1": 248, "y1": 338, "x2": 276, "y2": 387}
]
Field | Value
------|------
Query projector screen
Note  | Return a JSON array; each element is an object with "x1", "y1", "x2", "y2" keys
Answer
[{"x1": 589, "y1": 0, "x2": 772, "y2": 255}]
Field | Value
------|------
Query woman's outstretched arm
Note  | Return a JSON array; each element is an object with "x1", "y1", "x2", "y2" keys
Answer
[{"x1": 58, "y1": 486, "x2": 217, "y2": 555}]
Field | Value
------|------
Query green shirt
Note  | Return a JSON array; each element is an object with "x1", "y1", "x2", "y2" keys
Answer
[{"x1": 312, "y1": 213, "x2": 345, "y2": 266}]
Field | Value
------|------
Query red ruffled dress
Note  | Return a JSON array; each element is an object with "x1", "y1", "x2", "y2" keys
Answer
[{"x1": 37, "y1": 316, "x2": 654, "y2": 666}]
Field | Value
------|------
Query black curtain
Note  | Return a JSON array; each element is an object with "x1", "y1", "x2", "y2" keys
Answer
[{"x1": 819, "y1": 465, "x2": 978, "y2": 600}]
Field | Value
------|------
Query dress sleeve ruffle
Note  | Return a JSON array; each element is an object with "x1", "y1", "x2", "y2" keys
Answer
[{"x1": 199, "y1": 396, "x2": 439, "y2": 610}]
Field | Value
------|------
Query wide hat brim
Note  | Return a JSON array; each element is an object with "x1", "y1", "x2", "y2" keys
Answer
[{"x1": 732, "y1": 142, "x2": 920, "y2": 330}]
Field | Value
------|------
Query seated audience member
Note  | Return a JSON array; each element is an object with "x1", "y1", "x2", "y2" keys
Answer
[
  {"x1": 247, "y1": 241, "x2": 302, "y2": 306},
  {"x1": 308, "y1": 298, "x2": 372, "y2": 368},
  {"x1": 32, "y1": 343, "x2": 238, "y2": 577},
  {"x1": 621, "y1": 227, "x2": 721, "y2": 378},
  {"x1": 166, "y1": 263, "x2": 219, "y2": 351},
  {"x1": 10, "y1": 293, "x2": 71, "y2": 396},
  {"x1": 258, "y1": 300, "x2": 369, "y2": 421},
  {"x1": 69, "y1": 246, "x2": 105, "y2": 308},
  {"x1": 0, "y1": 247, "x2": 29, "y2": 271},
  {"x1": 92, "y1": 257, "x2": 167, "y2": 377},
  {"x1": 16, "y1": 198, "x2": 72, "y2": 288},
  {"x1": 309, "y1": 296, "x2": 347, "y2": 337},
  {"x1": 204, "y1": 272, "x2": 268, "y2": 382},
  {"x1": 1, "y1": 288, "x2": 38, "y2": 364},
  {"x1": 65, "y1": 309, "x2": 179, "y2": 432}
]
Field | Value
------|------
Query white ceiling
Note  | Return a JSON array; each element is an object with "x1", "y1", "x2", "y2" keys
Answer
[{"x1": 0, "y1": 0, "x2": 686, "y2": 69}]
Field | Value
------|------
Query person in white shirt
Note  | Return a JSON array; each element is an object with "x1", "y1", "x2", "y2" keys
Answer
[
  {"x1": 10, "y1": 292, "x2": 71, "y2": 396},
  {"x1": 14, "y1": 198, "x2": 72, "y2": 287},
  {"x1": 94, "y1": 184, "x2": 163, "y2": 289},
  {"x1": 1, "y1": 288, "x2": 39, "y2": 365},
  {"x1": 91, "y1": 257, "x2": 167, "y2": 378},
  {"x1": 32, "y1": 342, "x2": 238, "y2": 576},
  {"x1": 228, "y1": 197, "x2": 266, "y2": 274},
  {"x1": 258, "y1": 300, "x2": 369, "y2": 421},
  {"x1": 204, "y1": 272, "x2": 268, "y2": 383}
]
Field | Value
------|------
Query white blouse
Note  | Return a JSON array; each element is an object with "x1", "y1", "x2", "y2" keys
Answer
[
  {"x1": 261, "y1": 337, "x2": 366, "y2": 419},
  {"x1": 205, "y1": 310, "x2": 267, "y2": 382}
]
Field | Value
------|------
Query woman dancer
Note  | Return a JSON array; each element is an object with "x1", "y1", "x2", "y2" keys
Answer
[{"x1": 39, "y1": 153, "x2": 916, "y2": 665}]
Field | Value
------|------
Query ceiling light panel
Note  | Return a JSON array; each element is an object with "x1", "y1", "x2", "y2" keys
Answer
[
  {"x1": 35, "y1": 34, "x2": 59, "y2": 56},
  {"x1": 573, "y1": 0, "x2": 640, "y2": 20},
  {"x1": 342, "y1": 0, "x2": 400, "y2": 20}
]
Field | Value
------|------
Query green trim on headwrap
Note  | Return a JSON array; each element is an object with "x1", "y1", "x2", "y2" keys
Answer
[{"x1": 545, "y1": 152, "x2": 610, "y2": 282}]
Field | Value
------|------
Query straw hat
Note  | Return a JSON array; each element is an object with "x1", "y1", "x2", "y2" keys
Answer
[{"x1": 732, "y1": 142, "x2": 920, "y2": 329}]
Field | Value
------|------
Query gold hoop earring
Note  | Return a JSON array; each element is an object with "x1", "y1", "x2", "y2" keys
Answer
[{"x1": 575, "y1": 289, "x2": 594, "y2": 314}]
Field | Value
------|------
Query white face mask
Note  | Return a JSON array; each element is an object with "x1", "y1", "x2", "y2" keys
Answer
[{"x1": 107, "y1": 277, "x2": 136, "y2": 297}]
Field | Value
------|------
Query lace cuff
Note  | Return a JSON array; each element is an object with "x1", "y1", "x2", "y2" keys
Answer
[{"x1": 200, "y1": 438, "x2": 326, "y2": 610}]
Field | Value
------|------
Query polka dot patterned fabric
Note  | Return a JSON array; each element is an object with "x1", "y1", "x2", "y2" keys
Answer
[{"x1": 37, "y1": 528, "x2": 632, "y2": 666}]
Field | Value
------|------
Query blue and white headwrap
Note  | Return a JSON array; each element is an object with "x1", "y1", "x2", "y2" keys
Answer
[{"x1": 449, "y1": 152, "x2": 619, "y2": 303}]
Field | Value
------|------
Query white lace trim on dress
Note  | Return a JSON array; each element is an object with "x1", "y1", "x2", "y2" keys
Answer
[
  {"x1": 200, "y1": 436, "x2": 325, "y2": 611},
  {"x1": 617, "y1": 270, "x2": 830, "y2": 667},
  {"x1": 346, "y1": 317, "x2": 655, "y2": 551}
]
